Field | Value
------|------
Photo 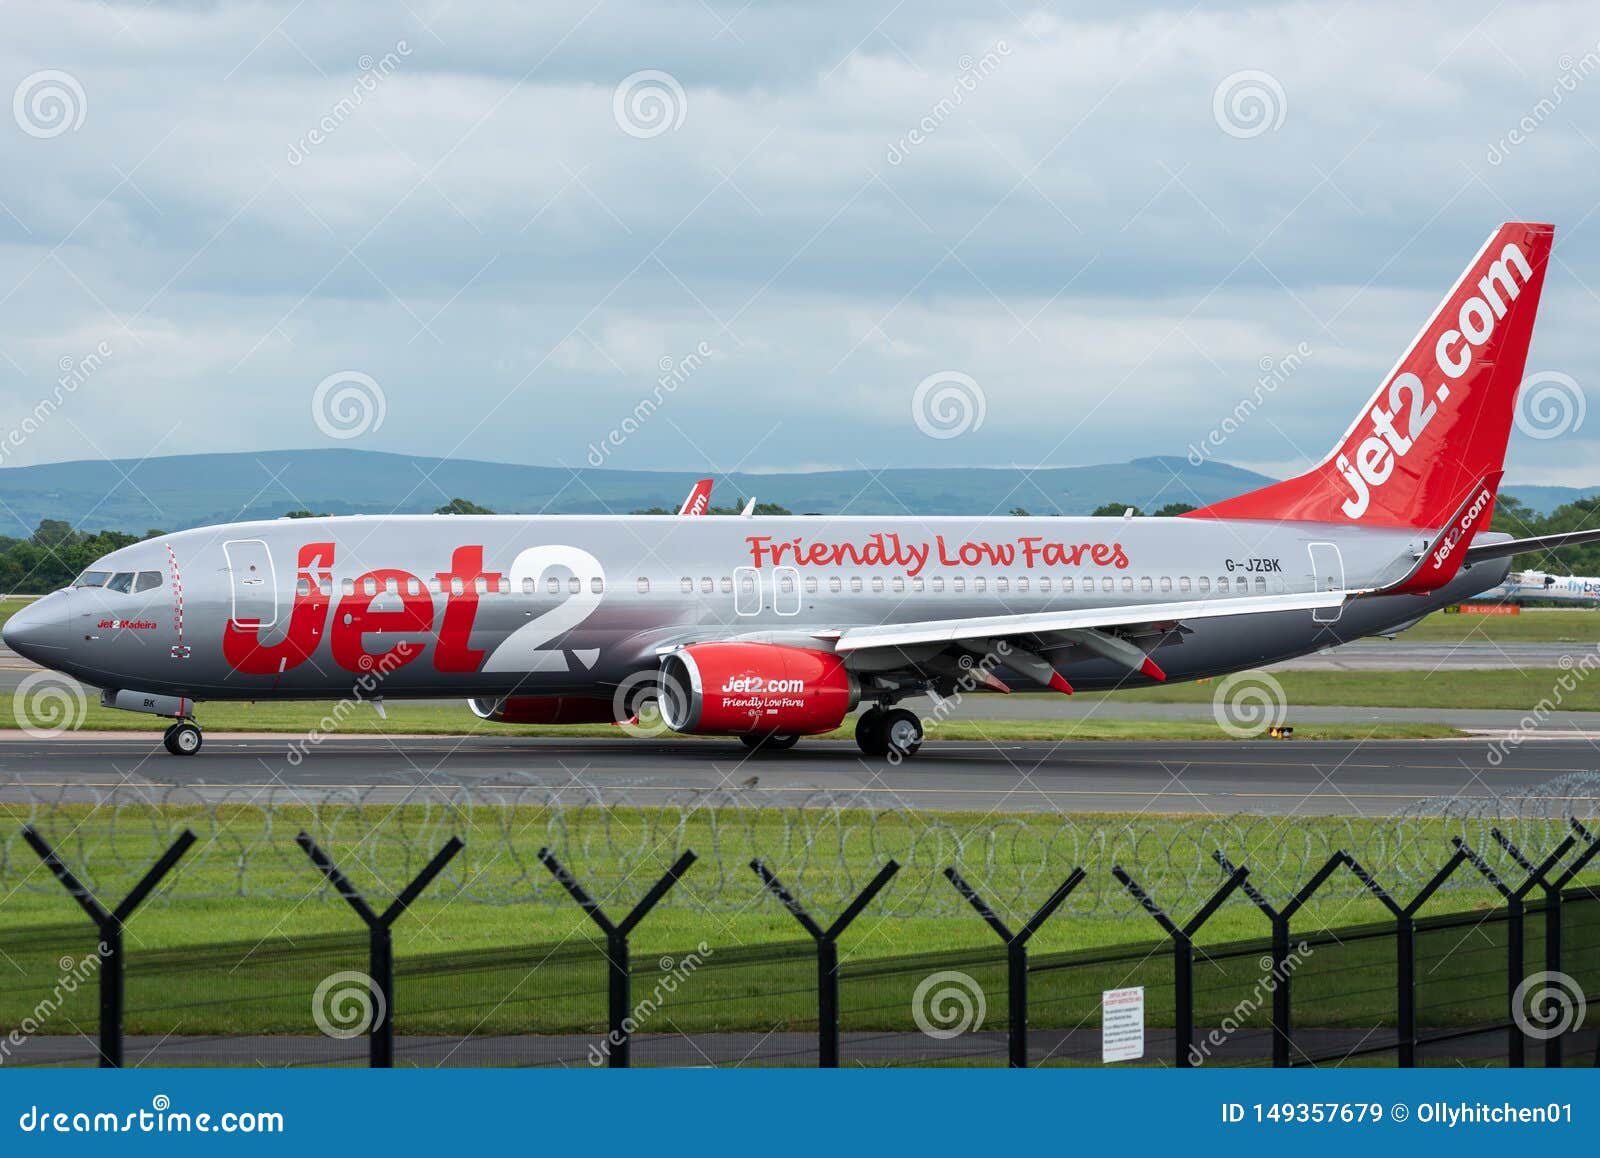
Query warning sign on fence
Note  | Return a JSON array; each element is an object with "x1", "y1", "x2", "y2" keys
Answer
[{"x1": 1101, "y1": 986, "x2": 1145, "y2": 1063}]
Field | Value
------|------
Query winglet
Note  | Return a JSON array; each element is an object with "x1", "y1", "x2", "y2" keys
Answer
[{"x1": 1384, "y1": 470, "x2": 1503, "y2": 595}]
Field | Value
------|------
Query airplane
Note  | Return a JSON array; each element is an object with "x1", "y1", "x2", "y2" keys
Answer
[
  {"x1": 1481, "y1": 569, "x2": 1600, "y2": 605},
  {"x1": 8, "y1": 222, "x2": 1595, "y2": 759},
  {"x1": 678, "y1": 479, "x2": 713, "y2": 516}
]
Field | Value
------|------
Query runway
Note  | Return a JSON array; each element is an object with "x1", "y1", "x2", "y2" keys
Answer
[{"x1": 3, "y1": 734, "x2": 1598, "y2": 815}]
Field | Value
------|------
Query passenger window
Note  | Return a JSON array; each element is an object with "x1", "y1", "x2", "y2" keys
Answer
[
  {"x1": 720, "y1": 577, "x2": 733, "y2": 594},
  {"x1": 636, "y1": 577, "x2": 650, "y2": 594},
  {"x1": 700, "y1": 577, "x2": 713, "y2": 594},
  {"x1": 892, "y1": 577, "x2": 905, "y2": 593},
  {"x1": 911, "y1": 577, "x2": 924, "y2": 592},
  {"x1": 850, "y1": 577, "x2": 863, "y2": 593},
  {"x1": 1160, "y1": 577, "x2": 1172, "y2": 592},
  {"x1": 521, "y1": 577, "x2": 535, "y2": 595},
  {"x1": 953, "y1": 577, "x2": 965, "y2": 593},
  {"x1": 680, "y1": 578, "x2": 693, "y2": 593},
  {"x1": 1140, "y1": 576, "x2": 1153, "y2": 593},
  {"x1": 546, "y1": 577, "x2": 560, "y2": 595},
  {"x1": 996, "y1": 577, "x2": 1009, "y2": 593},
  {"x1": 407, "y1": 578, "x2": 423, "y2": 596},
  {"x1": 1198, "y1": 576, "x2": 1210, "y2": 593},
  {"x1": 1039, "y1": 577, "x2": 1051, "y2": 593},
  {"x1": 1179, "y1": 577, "x2": 1192, "y2": 593},
  {"x1": 133, "y1": 571, "x2": 163, "y2": 593},
  {"x1": 1017, "y1": 577, "x2": 1029, "y2": 592},
  {"x1": 1254, "y1": 576, "x2": 1266, "y2": 593},
  {"x1": 932, "y1": 577, "x2": 944, "y2": 593},
  {"x1": 871, "y1": 576, "x2": 884, "y2": 593},
  {"x1": 1101, "y1": 577, "x2": 1114, "y2": 593},
  {"x1": 1217, "y1": 576, "x2": 1229, "y2": 592},
  {"x1": 568, "y1": 577, "x2": 581, "y2": 594},
  {"x1": 498, "y1": 577, "x2": 510, "y2": 594},
  {"x1": 342, "y1": 578, "x2": 355, "y2": 596},
  {"x1": 805, "y1": 576, "x2": 818, "y2": 594},
  {"x1": 974, "y1": 577, "x2": 987, "y2": 593},
  {"x1": 297, "y1": 578, "x2": 311, "y2": 596},
  {"x1": 829, "y1": 577, "x2": 842, "y2": 593},
  {"x1": 590, "y1": 577, "x2": 603, "y2": 594},
  {"x1": 781, "y1": 575, "x2": 796, "y2": 594},
  {"x1": 1062, "y1": 578, "x2": 1074, "y2": 592},
  {"x1": 453, "y1": 578, "x2": 467, "y2": 597}
]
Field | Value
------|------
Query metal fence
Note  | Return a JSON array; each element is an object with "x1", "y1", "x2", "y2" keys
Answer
[{"x1": 2, "y1": 819, "x2": 1597, "y2": 1069}]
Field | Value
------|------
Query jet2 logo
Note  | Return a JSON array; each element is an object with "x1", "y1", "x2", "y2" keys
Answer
[
  {"x1": 721, "y1": 675, "x2": 806, "y2": 694},
  {"x1": 1338, "y1": 242, "x2": 1533, "y2": 519},
  {"x1": 1427, "y1": 484, "x2": 1494, "y2": 573}
]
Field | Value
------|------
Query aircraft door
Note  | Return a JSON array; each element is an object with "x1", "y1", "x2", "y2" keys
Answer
[
  {"x1": 224, "y1": 539, "x2": 278, "y2": 626},
  {"x1": 1307, "y1": 541, "x2": 1344, "y2": 624},
  {"x1": 734, "y1": 566, "x2": 762, "y2": 616}
]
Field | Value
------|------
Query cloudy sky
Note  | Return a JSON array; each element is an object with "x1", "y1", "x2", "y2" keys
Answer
[{"x1": 3, "y1": 0, "x2": 1600, "y2": 483}]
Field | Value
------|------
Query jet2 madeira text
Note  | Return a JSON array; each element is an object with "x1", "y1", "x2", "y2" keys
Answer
[{"x1": 8, "y1": 223, "x2": 1587, "y2": 758}]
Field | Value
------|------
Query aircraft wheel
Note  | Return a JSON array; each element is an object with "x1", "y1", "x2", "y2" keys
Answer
[
  {"x1": 854, "y1": 708, "x2": 889, "y2": 758},
  {"x1": 881, "y1": 708, "x2": 923, "y2": 759},
  {"x1": 739, "y1": 732, "x2": 800, "y2": 752},
  {"x1": 163, "y1": 721, "x2": 203, "y2": 756}
]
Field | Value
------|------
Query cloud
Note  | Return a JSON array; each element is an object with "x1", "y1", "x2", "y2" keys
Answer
[{"x1": 1, "y1": 0, "x2": 1598, "y2": 484}]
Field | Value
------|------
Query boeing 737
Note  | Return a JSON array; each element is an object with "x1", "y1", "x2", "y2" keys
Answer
[{"x1": 7, "y1": 222, "x2": 1591, "y2": 758}]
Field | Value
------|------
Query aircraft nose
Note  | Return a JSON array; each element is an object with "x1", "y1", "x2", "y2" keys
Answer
[{"x1": 3, "y1": 597, "x2": 67, "y2": 662}]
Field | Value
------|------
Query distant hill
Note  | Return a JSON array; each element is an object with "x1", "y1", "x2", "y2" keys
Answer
[
  {"x1": 0, "y1": 447, "x2": 1584, "y2": 532},
  {"x1": 1496, "y1": 484, "x2": 1600, "y2": 515}
]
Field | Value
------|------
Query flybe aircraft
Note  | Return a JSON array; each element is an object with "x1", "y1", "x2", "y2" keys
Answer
[{"x1": 7, "y1": 223, "x2": 1589, "y2": 758}]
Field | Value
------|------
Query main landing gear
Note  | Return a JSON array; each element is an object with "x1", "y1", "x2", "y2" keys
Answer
[
  {"x1": 162, "y1": 720, "x2": 203, "y2": 756},
  {"x1": 854, "y1": 707, "x2": 923, "y2": 760}
]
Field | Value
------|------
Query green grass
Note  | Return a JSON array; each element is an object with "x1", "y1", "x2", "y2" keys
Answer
[
  {"x1": 0, "y1": 804, "x2": 1541, "y2": 1038},
  {"x1": 1090, "y1": 668, "x2": 1598, "y2": 711},
  {"x1": 1402, "y1": 606, "x2": 1600, "y2": 643},
  {"x1": 0, "y1": 694, "x2": 1462, "y2": 742}
]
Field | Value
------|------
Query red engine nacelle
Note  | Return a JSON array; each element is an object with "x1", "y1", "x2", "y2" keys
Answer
[
  {"x1": 468, "y1": 696, "x2": 621, "y2": 725},
  {"x1": 658, "y1": 643, "x2": 858, "y2": 736}
]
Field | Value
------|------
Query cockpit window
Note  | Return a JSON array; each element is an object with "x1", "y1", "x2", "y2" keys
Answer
[
  {"x1": 133, "y1": 571, "x2": 163, "y2": 593},
  {"x1": 72, "y1": 570, "x2": 111, "y2": 588},
  {"x1": 105, "y1": 572, "x2": 135, "y2": 594}
]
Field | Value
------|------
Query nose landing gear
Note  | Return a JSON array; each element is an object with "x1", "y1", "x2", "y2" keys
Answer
[{"x1": 162, "y1": 720, "x2": 203, "y2": 756}]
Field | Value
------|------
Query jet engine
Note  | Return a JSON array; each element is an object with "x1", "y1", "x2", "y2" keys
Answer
[{"x1": 658, "y1": 642, "x2": 858, "y2": 735}]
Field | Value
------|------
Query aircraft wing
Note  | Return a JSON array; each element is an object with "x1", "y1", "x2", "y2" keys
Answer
[
  {"x1": 1465, "y1": 527, "x2": 1600, "y2": 563},
  {"x1": 829, "y1": 588, "x2": 1346, "y2": 654}
]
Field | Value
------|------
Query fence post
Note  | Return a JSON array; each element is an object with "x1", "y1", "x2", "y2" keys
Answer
[
  {"x1": 1453, "y1": 833, "x2": 1574, "y2": 1069},
  {"x1": 297, "y1": 831, "x2": 463, "y2": 1068},
  {"x1": 1113, "y1": 862, "x2": 1248, "y2": 1067},
  {"x1": 1213, "y1": 850, "x2": 1348, "y2": 1068},
  {"x1": 751, "y1": 857, "x2": 899, "y2": 1068},
  {"x1": 537, "y1": 847, "x2": 697, "y2": 1068},
  {"x1": 21, "y1": 824, "x2": 196, "y2": 1069},
  {"x1": 944, "y1": 865, "x2": 1086, "y2": 1067},
  {"x1": 1497, "y1": 823, "x2": 1600, "y2": 1069}
]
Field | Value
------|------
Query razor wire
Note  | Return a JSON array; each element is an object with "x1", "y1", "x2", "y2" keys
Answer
[{"x1": 2, "y1": 771, "x2": 1598, "y2": 923}]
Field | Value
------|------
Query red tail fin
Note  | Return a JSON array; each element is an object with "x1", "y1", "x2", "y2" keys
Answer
[
  {"x1": 678, "y1": 479, "x2": 713, "y2": 516},
  {"x1": 1186, "y1": 222, "x2": 1553, "y2": 528}
]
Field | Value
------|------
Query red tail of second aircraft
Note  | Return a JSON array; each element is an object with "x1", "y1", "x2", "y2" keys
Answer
[{"x1": 1187, "y1": 222, "x2": 1554, "y2": 529}]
